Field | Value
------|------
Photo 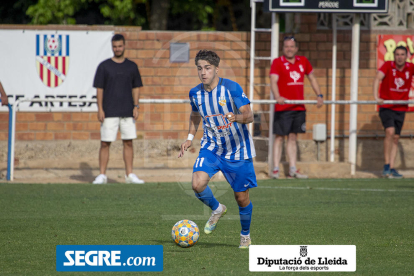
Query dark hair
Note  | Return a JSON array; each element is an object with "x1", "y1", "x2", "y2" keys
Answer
[
  {"x1": 112, "y1": 34, "x2": 125, "y2": 44},
  {"x1": 283, "y1": 35, "x2": 298, "y2": 47},
  {"x1": 195, "y1": 50, "x2": 220, "y2": 67},
  {"x1": 394, "y1": 45, "x2": 407, "y2": 54}
]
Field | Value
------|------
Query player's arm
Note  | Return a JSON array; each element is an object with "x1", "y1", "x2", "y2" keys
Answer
[
  {"x1": 132, "y1": 87, "x2": 140, "y2": 120},
  {"x1": 373, "y1": 70, "x2": 385, "y2": 105},
  {"x1": 97, "y1": 88, "x2": 105, "y2": 123},
  {"x1": 225, "y1": 104, "x2": 253, "y2": 124},
  {"x1": 178, "y1": 111, "x2": 202, "y2": 158},
  {"x1": 0, "y1": 82, "x2": 8, "y2": 105},
  {"x1": 270, "y1": 74, "x2": 285, "y2": 104},
  {"x1": 307, "y1": 72, "x2": 323, "y2": 108}
]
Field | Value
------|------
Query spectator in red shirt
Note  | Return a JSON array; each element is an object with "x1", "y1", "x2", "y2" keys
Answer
[
  {"x1": 270, "y1": 36, "x2": 323, "y2": 179},
  {"x1": 373, "y1": 46, "x2": 414, "y2": 179}
]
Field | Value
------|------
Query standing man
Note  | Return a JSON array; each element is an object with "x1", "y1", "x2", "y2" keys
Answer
[
  {"x1": 373, "y1": 46, "x2": 414, "y2": 179},
  {"x1": 0, "y1": 82, "x2": 8, "y2": 106},
  {"x1": 178, "y1": 50, "x2": 257, "y2": 249},
  {"x1": 92, "y1": 34, "x2": 144, "y2": 184},
  {"x1": 270, "y1": 36, "x2": 323, "y2": 179}
]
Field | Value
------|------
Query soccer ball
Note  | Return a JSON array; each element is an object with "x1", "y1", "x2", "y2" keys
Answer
[{"x1": 171, "y1": 220, "x2": 200, "y2": 248}]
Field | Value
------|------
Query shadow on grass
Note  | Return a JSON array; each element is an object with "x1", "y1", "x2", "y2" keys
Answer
[
  {"x1": 70, "y1": 162, "x2": 120, "y2": 183},
  {"x1": 150, "y1": 239, "x2": 234, "y2": 249}
]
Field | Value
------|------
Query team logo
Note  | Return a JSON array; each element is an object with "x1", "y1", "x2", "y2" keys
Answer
[
  {"x1": 219, "y1": 96, "x2": 227, "y2": 106},
  {"x1": 406, "y1": 71, "x2": 410, "y2": 80},
  {"x1": 36, "y1": 34, "x2": 70, "y2": 88},
  {"x1": 395, "y1": 78, "x2": 404, "y2": 90},
  {"x1": 290, "y1": 71, "x2": 300, "y2": 83},
  {"x1": 300, "y1": 246, "x2": 308, "y2": 257},
  {"x1": 301, "y1": 122, "x2": 306, "y2": 132},
  {"x1": 299, "y1": 64, "x2": 304, "y2": 72},
  {"x1": 242, "y1": 92, "x2": 248, "y2": 99}
]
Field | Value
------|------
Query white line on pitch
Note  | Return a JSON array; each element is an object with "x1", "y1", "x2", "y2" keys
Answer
[{"x1": 258, "y1": 186, "x2": 414, "y2": 193}]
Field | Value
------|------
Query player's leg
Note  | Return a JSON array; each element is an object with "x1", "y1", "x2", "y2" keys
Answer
[
  {"x1": 288, "y1": 111, "x2": 307, "y2": 179},
  {"x1": 286, "y1": 132, "x2": 297, "y2": 170},
  {"x1": 123, "y1": 139, "x2": 133, "y2": 175},
  {"x1": 389, "y1": 134, "x2": 399, "y2": 169},
  {"x1": 383, "y1": 127, "x2": 394, "y2": 167},
  {"x1": 192, "y1": 150, "x2": 223, "y2": 234},
  {"x1": 379, "y1": 108, "x2": 395, "y2": 177},
  {"x1": 273, "y1": 135, "x2": 284, "y2": 178},
  {"x1": 93, "y1": 118, "x2": 119, "y2": 184},
  {"x1": 120, "y1": 117, "x2": 143, "y2": 183},
  {"x1": 234, "y1": 189, "x2": 253, "y2": 249},
  {"x1": 221, "y1": 157, "x2": 257, "y2": 248},
  {"x1": 273, "y1": 111, "x2": 291, "y2": 178},
  {"x1": 389, "y1": 110, "x2": 405, "y2": 179}
]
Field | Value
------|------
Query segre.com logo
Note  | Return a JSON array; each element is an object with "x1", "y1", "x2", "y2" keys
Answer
[{"x1": 56, "y1": 245, "x2": 163, "y2": 272}]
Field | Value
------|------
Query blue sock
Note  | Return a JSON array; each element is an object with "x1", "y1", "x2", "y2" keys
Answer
[
  {"x1": 384, "y1": 164, "x2": 390, "y2": 171},
  {"x1": 239, "y1": 202, "x2": 253, "y2": 235},
  {"x1": 194, "y1": 186, "x2": 219, "y2": 211}
]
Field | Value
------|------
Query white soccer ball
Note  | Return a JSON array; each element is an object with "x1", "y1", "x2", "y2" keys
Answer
[{"x1": 171, "y1": 220, "x2": 200, "y2": 248}]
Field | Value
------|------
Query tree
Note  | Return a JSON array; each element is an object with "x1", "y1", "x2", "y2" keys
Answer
[
  {"x1": 149, "y1": 0, "x2": 170, "y2": 30},
  {"x1": 26, "y1": 0, "x2": 87, "y2": 25},
  {"x1": 24, "y1": 0, "x2": 250, "y2": 31}
]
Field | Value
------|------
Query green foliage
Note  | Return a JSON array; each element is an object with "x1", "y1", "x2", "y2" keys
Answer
[
  {"x1": 100, "y1": 0, "x2": 146, "y2": 26},
  {"x1": 170, "y1": 0, "x2": 214, "y2": 29},
  {"x1": 26, "y1": 0, "x2": 88, "y2": 24}
]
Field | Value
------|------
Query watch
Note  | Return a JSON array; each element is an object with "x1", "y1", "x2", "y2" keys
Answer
[
  {"x1": 134, "y1": 104, "x2": 140, "y2": 108},
  {"x1": 317, "y1": 94, "x2": 323, "y2": 98}
]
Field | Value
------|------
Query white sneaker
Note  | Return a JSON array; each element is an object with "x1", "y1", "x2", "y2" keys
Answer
[
  {"x1": 125, "y1": 173, "x2": 145, "y2": 184},
  {"x1": 93, "y1": 174, "x2": 107, "y2": 184}
]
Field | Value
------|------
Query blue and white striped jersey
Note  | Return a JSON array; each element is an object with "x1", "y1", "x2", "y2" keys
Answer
[{"x1": 189, "y1": 78, "x2": 256, "y2": 160}]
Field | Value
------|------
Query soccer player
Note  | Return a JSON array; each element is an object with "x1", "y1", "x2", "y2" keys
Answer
[
  {"x1": 0, "y1": 82, "x2": 8, "y2": 106},
  {"x1": 373, "y1": 46, "x2": 414, "y2": 179},
  {"x1": 92, "y1": 34, "x2": 144, "y2": 184},
  {"x1": 270, "y1": 36, "x2": 323, "y2": 179},
  {"x1": 178, "y1": 50, "x2": 257, "y2": 249}
]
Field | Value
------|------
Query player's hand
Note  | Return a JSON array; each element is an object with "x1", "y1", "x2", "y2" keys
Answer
[
  {"x1": 98, "y1": 109, "x2": 105, "y2": 123},
  {"x1": 178, "y1": 140, "x2": 192, "y2": 158},
  {"x1": 317, "y1": 97, "x2": 324, "y2": 108},
  {"x1": 376, "y1": 97, "x2": 384, "y2": 105},
  {"x1": 133, "y1": 107, "x2": 139, "y2": 120},
  {"x1": 276, "y1": 96, "x2": 286, "y2": 105},
  {"x1": 225, "y1": 112, "x2": 236, "y2": 123},
  {"x1": 0, "y1": 96, "x2": 8, "y2": 105}
]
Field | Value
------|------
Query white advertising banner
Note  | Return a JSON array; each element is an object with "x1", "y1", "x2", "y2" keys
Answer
[
  {"x1": 0, "y1": 30, "x2": 114, "y2": 111},
  {"x1": 249, "y1": 245, "x2": 356, "y2": 272}
]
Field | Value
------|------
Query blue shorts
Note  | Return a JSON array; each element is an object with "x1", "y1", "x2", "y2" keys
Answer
[{"x1": 193, "y1": 149, "x2": 257, "y2": 192}]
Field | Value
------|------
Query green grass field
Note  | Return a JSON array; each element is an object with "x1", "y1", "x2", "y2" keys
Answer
[{"x1": 1, "y1": 179, "x2": 414, "y2": 275}]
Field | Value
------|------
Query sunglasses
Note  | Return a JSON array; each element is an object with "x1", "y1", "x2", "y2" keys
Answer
[{"x1": 284, "y1": 36, "x2": 296, "y2": 41}]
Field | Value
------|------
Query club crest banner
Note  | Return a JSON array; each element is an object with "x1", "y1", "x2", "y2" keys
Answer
[{"x1": 0, "y1": 30, "x2": 113, "y2": 111}]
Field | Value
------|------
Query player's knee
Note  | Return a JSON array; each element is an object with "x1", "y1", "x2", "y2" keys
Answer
[
  {"x1": 192, "y1": 181, "x2": 205, "y2": 193},
  {"x1": 275, "y1": 135, "x2": 283, "y2": 141},
  {"x1": 385, "y1": 127, "x2": 395, "y2": 136},
  {"x1": 288, "y1": 133, "x2": 297, "y2": 142},
  {"x1": 123, "y1": 140, "x2": 133, "y2": 147},
  {"x1": 101, "y1": 141, "x2": 111, "y2": 148},
  {"x1": 234, "y1": 192, "x2": 249, "y2": 207},
  {"x1": 393, "y1": 135, "x2": 400, "y2": 143}
]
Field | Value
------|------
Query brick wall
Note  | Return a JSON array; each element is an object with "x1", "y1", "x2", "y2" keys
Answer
[{"x1": 1, "y1": 15, "x2": 414, "y2": 143}]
